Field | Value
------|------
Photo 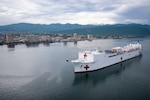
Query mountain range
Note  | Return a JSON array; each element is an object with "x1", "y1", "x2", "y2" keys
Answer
[{"x1": 0, "y1": 23, "x2": 150, "y2": 37}]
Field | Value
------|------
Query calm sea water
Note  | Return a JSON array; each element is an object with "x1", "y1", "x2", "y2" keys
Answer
[{"x1": 0, "y1": 38, "x2": 150, "y2": 100}]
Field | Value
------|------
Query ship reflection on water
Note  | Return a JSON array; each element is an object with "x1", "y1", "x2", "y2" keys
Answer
[
  {"x1": 73, "y1": 55, "x2": 142, "y2": 86},
  {"x1": 7, "y1": 48, "x2": 15, "y2": 51},
  {"x1": 25, "y1": 42, "x2": 39, "y2": 47}
]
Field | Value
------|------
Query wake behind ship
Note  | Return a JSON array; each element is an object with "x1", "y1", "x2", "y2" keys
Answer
[{"x1": 71, "y1": 42, "x2": 142, "y2": 73}]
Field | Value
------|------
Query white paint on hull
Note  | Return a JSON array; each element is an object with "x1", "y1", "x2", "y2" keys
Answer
[{"x1": 71, "y1": 43, "x2": 142, "y2": 73}]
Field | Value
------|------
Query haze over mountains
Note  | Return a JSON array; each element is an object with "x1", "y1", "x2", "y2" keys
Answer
[{"x1": 0, "y1": 23, "x2": 150, "y2": 37}]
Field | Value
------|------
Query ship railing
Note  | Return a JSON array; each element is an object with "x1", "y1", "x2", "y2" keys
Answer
[
  {"x1": 71, "y1": 59, "x2": 94, "y2": 63},
  {"x1": 105, "y1": 50, "x2": 113, "y2": 54},
  {"x1": 80, "y1": 60, "x2": 94, "y2": 63}
]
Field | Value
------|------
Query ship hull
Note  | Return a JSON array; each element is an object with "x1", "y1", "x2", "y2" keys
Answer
[{"x1": 73, "y1": 50, "x2": 141, "y2": 73}]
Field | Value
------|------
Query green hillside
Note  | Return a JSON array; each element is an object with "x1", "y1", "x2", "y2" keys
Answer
[{"x1": 0, "y1": 23, "x2": 150, "y2": 37}]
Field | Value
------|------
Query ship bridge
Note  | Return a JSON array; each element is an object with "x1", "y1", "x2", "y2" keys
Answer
[{"x1": 71, "y1": 49, "x2": 104, "y2": 63}]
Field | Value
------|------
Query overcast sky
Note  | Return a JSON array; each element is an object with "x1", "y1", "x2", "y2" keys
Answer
[{"x1": 0, "y1": 0, "x2": 150, "y2": 25}]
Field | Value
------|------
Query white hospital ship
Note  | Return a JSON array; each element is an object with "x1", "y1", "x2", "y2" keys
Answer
[{"x1": 71, "y1": 42, "x2": 142, "y2": 73}]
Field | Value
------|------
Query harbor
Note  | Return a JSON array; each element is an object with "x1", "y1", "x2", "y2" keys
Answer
[{"x1": 0, "y1": 38, "x2": 150, "y2": 100}]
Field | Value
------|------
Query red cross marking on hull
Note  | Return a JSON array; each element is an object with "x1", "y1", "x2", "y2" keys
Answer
[
  {"x1": 84, "y1": 53, "x2": 87, "y2": 59},
  {"x1": 84, "y1": 65, "x2": 90, "y2": 70}
]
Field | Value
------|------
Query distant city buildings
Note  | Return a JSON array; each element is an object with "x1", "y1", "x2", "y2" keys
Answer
[
  {"x1": 39, "y1": 35, "x2": 51, "y2": 42},
  {"x1": 78, "y1": 35, "x2": 86, "y2": 41},
  {"x1": 0, "y1": 32, "x2": 137, "y2": 47},
  {"x1": 73, "y1": 33, "x2": 78, "y2": 40},
  {"x1": 26, "y1": 34, "x2": 39, "y2": 43},
  {"x1": 62, "y1": 34, "x2": 67, "y2": 39},
  {"x1": 6, "y1": 34, "x2": 14, "y2": 43},
  {"x1": 0, "y1": 35, "x2": 5, "y2": 44},
  {"x1": 0, "y1": 33, "x2": 93, "y2": 43},
  {"x1": 87, "y1": 34, "x2": 93, "y2": 41}
]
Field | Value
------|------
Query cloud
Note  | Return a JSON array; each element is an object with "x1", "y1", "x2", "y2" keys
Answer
[
  {"x1": 113, "y1": 0, "x2": 150, "y2": 24},
  {"x1": 0, "y1": 0, "x2": 150, "y2": 25}
]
